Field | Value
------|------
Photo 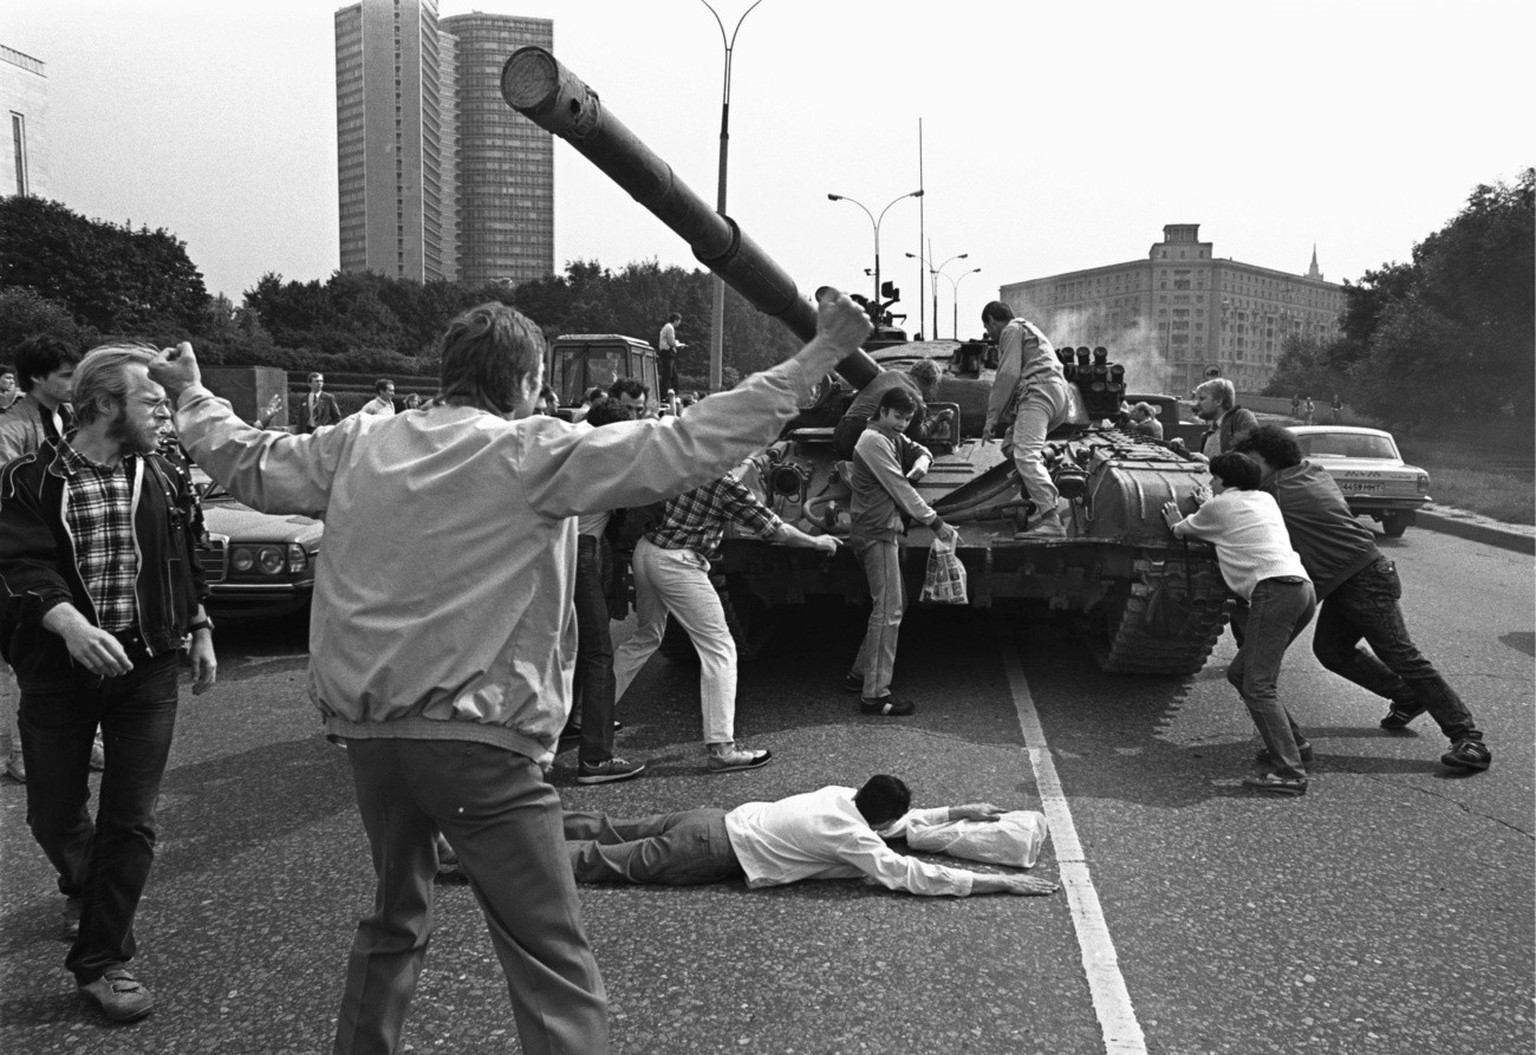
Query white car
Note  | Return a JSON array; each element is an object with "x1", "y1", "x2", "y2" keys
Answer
[{"x1": 1290, "y1": 426, "x2": 1431, "y2": 538}]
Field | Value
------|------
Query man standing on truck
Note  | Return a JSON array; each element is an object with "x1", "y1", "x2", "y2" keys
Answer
[
  {"x1": 980, "y1": 301, "x2": 1072, "y2": 538},
  {"x1": 658, "y1": 312, "x2": 684, "y2": 395}
]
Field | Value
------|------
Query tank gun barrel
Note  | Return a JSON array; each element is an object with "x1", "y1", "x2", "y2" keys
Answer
[{"x1": 500, "y1": 46, "x2": 879, "y2": 389}]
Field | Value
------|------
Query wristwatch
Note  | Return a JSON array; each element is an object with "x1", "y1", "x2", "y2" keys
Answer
[{"x1": 188, "y1": 617, "x2": 215, "y2": 635}]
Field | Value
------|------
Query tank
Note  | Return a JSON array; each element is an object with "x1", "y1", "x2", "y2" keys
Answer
[{"x1": 501, "y1": 47, "x2": 1230, "y2": 674}]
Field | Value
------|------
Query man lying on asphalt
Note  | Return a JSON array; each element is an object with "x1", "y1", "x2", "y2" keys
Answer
[{"x1": 560, "y1": 775, "x2": 1059, "y2": 897}]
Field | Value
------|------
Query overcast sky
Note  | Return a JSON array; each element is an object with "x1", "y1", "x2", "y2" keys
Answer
[{"x1": 8, "y1": 0, "x2": 1530, "y2": 338}]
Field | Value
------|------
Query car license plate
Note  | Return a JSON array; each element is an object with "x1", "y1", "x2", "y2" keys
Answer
[{"x1": 1347, "y1": 482, "x2": 1384, "y2": 494}]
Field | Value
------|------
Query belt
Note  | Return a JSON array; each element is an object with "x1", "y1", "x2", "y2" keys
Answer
[{"x1": 108, "y1": 626, "x2": 152, "y2": 655}]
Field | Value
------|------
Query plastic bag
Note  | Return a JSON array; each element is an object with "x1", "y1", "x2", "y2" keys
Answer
[
  {"x1": 903, "y1": 810, "x2": 1047, "y2": 868},
  {"x1": 920, "y1": 534, "x2": 968, "y2": 605}
]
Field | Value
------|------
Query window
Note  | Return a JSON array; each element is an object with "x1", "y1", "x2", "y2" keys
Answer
[{"x1": 10, "y1": 113, "x2": 26, "y2": 196}]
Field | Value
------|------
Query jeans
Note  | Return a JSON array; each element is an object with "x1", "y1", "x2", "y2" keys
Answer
[
  {"x1": 851, "y1": 537, "x2": 904, "y2": 699},
  {"x1": 573, "y1": 536, "x2": 617, "y2": 765},
  {"x1": 1227, "y1": 577, "x2": 1316, "y2": 777},
  {"x1": 1311, "y1": 557, "x2": 1481, "y2": 743},
  {"x1": 1010, "y1": 379, "x2": 1072, "y2": 514},
  {"x1": 612, "y1": 538, "x2": 738, "y2": 745},
  {"x1": 564, "y1": 808, "x2": 742, "y2": 885},
  {"x1": 336, "y1": 739, "x2": 607, "y2": 1055},
  {"x1": 18, "y1": 648, "x2": 179, "y2": 984}
]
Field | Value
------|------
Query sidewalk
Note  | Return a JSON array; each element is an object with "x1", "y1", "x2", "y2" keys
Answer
[{"x1": 1416, "y1": 503, "x2": 1535, "y2": 555}]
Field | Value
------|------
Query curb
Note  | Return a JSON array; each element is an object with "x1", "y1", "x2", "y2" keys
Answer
[{"x1": 1413, "y1": 510, "x2": 1535, "y2": 555}]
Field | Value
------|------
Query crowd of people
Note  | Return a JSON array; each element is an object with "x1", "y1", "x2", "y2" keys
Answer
[{"x1": 0, "y1": 292, "x2": 1494, "y2": 1050}]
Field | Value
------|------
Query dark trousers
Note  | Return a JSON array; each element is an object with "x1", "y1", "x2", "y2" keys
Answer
[
  {"x1": 573, "y1": 535, "x2": 617, "y2": 765},
  {"x1": 563, "y1": 808, "x2": 742, "y2": 886},
  {"x1": 336, "y1": 739, "x2": 607, "y2": 1055},
  {"x1": 18, "y1": 649, "x2": 179, "y2": 984},
  {"x1": 1227, "y1": 577, "x2": 1316, "y2": 777},
  {"x1": 1311, "y1": 557, "x2": 1481, "y2": 743},
  {"x1": 658, "y1": 350, "x2": 677, "y2": 395}
]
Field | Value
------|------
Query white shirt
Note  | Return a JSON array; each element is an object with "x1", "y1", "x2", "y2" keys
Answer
[
  {"x1": 1170, "y1": 489, "x2": 1309, "y2": 601},
  {"x1": 360, "y1": 396, "x2": 396, "y2": 417},
  {"x1": 659, "y1": 321, "x2": 678, "y2": 352},
  {"x1": 725, "y1": 785, "x2": 978, "y2": 896}
]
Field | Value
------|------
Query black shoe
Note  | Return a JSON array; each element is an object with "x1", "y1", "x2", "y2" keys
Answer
[
  {"x1": 841, "y1": 672, "x2": 865, "y2": 695},
  {"x1": 1242, "y1": 771, "x2": 1308, "y2": 796},
  {"x1": 1440, "y1": 740, "x2": 1491, "y2": 772},
  {"x1": 577, "y1": 757, "x2": 646, "y2": 784},
  {"x1": 860, "y1": 696, "x2": 915, "y2": 717},
  {"x1": 1380, "y1": 703, "x2": 1426, "y2": 730},
  {"x1": 1255, "y1": 739, "x2": 1314, "y2": 766}
]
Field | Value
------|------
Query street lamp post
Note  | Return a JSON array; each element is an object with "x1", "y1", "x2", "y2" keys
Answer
[
  {"x1": 828, "y1": 189, "x2": 923, "y2": 321},
  {"x1": 905, "y1": 250, "x2": 969, "y2": 339},
  {"x1": 701, "y1": 0, "x2": 765, "y2": 393},
  {"x1": 952, "y1": 266, "x2": 981, "y2": 338}
]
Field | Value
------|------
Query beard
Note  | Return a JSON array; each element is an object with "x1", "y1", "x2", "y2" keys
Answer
[{"x1": 107, "y1": 405, "x2": 159, "y2": 455}]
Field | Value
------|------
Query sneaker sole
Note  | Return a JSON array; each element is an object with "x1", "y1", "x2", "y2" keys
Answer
[
  {"x1": 576, "y1": 764, "x2": 647, "y2": 785},
  {"x1": 706, "y1": 755, "x2": 772, "y2": 773},
  {"x1": 79, "y1": 991, "x2": 155, "y2": 1023},
  {"x1": 1242, "y1": 780, "x2": 1307, "y2": 796},
  {"x1": 1440, "y1": 754, "x2": 1490, "y2": 772}
]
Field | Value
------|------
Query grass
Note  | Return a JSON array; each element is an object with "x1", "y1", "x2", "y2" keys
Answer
[{"x1": 1396, "y1": 432, "x2": 1535, "y2": 525}]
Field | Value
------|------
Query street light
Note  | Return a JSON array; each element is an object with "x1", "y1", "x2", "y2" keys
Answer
[
  {"x1": 905, "y1": 250, "x2": 968, "y2": 339},
  {"x1": 701, "y1": 0, "x2": 766, "y2": 393},
  {"x1": 952, "y1": 267, "x2": 981, "y2": 339},
  {"x1": 827, "y1": 189, "x2": 923, "y2": 320}
]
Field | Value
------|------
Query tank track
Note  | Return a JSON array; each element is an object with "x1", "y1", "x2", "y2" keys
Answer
[{"x1": 1087, "y1": 546, "x2": 1232, "y2": 675}]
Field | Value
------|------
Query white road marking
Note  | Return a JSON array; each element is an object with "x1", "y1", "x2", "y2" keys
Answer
[{"x1": 1003, "y1": 645, "x2": 1148, "y2": 1055}]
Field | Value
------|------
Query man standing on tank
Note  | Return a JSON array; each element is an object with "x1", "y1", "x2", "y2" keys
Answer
[
  {"x1": 980, "y1": 301, "x2": 1072, "y2": 538},
  {"x1": 831, "y1": 359, "x2": 942, "y2": 460},
  {"x1": 149, "y1": 290, "x2": 875, "y2": 1055}
]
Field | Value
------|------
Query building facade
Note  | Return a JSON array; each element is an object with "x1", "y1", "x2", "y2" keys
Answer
[
  {"x1": 1, "y1": 43, "x2": 49, "y2": 199},
  {"x1": 334, "y1": 1, "x2": 553, "y2": 286},
  {"x1": 999, "y1": 224, "x2": 1345, "y2": 396}
]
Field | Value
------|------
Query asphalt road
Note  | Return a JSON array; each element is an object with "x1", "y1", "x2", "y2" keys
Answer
[{"x1": 1, "y1": 529, "x2": 1531, "y2": 1054}]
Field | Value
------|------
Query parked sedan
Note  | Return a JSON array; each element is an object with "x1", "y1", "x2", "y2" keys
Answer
[
  {"x1": 193, "y1": 469, "x2": 322, "y2": 618},
  {"x1": 1290, "y1": 425, "x2": 1431, "y2": 538}
]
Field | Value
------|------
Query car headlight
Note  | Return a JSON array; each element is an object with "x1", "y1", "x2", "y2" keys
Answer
[
  {"x1": 232, "y1": 547, "x2": 255, "y2": 572},
  {"x1": 257, "y1": 546, "x2": 285, "y2": 575},
  {"x1": 287, "y1": 543, "x2": 308, "y2": 573}
]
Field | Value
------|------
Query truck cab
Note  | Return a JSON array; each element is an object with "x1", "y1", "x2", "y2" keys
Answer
[{"x1": 547, "y1": 334, "x2": 659, "y2": 415}]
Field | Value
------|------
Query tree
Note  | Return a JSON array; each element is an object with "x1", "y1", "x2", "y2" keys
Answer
[
  {"x1": 0, "y1": 287, "x2": 85, "y2": 354},
  {"x1": 0, "y1": 196, "x2": 209, "y2": 338}
]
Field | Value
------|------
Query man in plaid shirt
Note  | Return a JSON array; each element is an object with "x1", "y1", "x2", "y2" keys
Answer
[
  {"x1": 0, "y1": 346, "x2": 216, "y2": 1025},
  {"x1": 612, "y1": 463, "x2": 836, "y2": 772}
]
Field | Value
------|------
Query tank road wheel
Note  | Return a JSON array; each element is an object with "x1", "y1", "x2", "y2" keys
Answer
[
  {"x1": 1084, "y1": 551, "x2": 1233, "y2": 675},
  {"x1": 1380, "y1": 513, "x2": 1409, "y2": 538},
  {"x1": 657, "y1": 585, "x2": 783, "y2": 664}
]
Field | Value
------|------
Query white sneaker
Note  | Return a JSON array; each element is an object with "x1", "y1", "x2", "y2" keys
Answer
[{"x1": 705, "y1": 743, "x2": 773, "y2": 773}]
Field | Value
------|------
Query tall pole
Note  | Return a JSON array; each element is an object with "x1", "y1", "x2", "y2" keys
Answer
[
  {"x1": 828, "y1": 189, "x2": 922, "y2": 327},
  {"x1": 917, "y1": 118, "x2": 925, "y2": 339},
  {"x1": 954, "y1": 266, "x2": 981, "y2": 338},
  {"x1": 702, "y1": 0, "x2": 765, "y2": 393}
]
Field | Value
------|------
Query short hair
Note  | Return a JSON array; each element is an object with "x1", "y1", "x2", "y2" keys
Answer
[
  {"x1": 308, "y1": 371, "x2": 324, "y2": 382},
  {"x1": 374, "y1": 378, "x2": 393, "y2": 394},
  {"x1": 1193, "y1": 377, "x2": 1236, "y2": 412},
  {"x1": 73, "y1": 344, "x2": 156, "y2": 428},
  {"x1": 438, "y1": 302, "x2": 544, "y2": 415},
  {"x1": 854, "y1": 774, "x2": 912, "y2": 827},
  {"x1": 1130, "y1": 401, "x2": 1156, "y2": 421},
  {"x1": 908, "y1": 359, "x2": 941, "y2": 391},
  {"x1": 584, "y1": 400, "x2": 630, "y2": 427},
  {"x1": 980, "y1": 300, "x2": 1015, "y2": 325},
  {"x1": 0, "y1": 362, "x2": 14, "y2": 377},
  {"x1": 1232, "y1": 424, "x2": 1303, "y2": 471},
  {"x1": 13, "y1": 335, "x2": 80, "y2": 393},
  {"x1": 877, "y1": 386, "x2": 920, "y2": 417},
  {"x1": 1209, "y1": 451, "x2": 1262, "y2": 490},
  {"x1": 608, "y1": 377, "x2": 648, "y2": 401},
  {"x1": 583, "y1": 386, "x2": 608, "y2": 406},
  {"x1": 667, "y1": 312, "x2": 681, "y2": 323}
]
